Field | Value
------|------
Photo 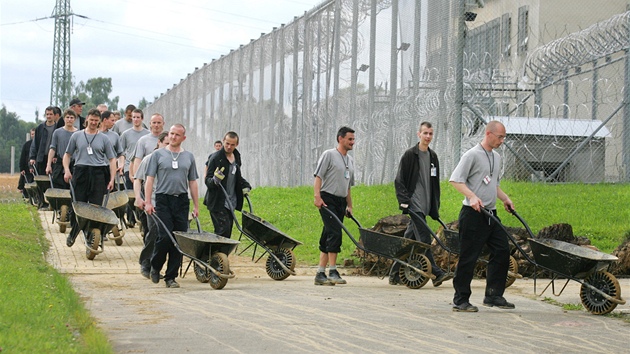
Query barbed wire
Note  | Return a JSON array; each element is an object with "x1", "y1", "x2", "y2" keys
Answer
[{"x1": 525, "y1": 11, "x2": 630, "y2": 81}]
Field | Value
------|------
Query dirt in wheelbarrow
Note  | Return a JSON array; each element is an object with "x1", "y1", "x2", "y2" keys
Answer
[{"x1": 353, "y1": 214, "x2": 630, "y2": 278}]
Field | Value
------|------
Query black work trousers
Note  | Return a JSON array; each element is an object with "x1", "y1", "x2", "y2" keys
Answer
[
  {"x1": 452, "y1": 206, "x2": 509, "y2": 305},
  {"x1": 150, "y1": 193, "x2": 188, "y2": 281},
  {"x1": 318, "y1": 192, "x2": 346, "y2": 254},
  {"x1": 210, "y1": 208, "x2": 234, "y2": 238}
]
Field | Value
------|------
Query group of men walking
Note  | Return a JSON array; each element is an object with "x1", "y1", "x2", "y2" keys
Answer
[
  {"x1": 313, "y1": 121, "x2": 516, "y2": 312},
  {"x1": 21, "y1": 101, "x2": 517, "y2": 309}
]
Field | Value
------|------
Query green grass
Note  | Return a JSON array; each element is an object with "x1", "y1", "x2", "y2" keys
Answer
[
  {"x1": 198, "y1": 181, "x2": 630, "y2": 265},
  {"x1": 0, "y1": 202, "x2": 112, "y2": 353}
]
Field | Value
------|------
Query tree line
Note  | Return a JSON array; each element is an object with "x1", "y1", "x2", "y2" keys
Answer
[{"x1": 0, "y1": 77, "x2": 151, "y2": 173}]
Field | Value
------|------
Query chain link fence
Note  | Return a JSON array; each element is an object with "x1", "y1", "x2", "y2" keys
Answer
[{"x1": 146, "y1": 0, "x2": 630, "y2": 189}]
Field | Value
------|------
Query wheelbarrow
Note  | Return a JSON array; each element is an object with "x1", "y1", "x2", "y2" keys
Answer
[
  {"x1": 104, "y1": 180, "x2": 129, "y2": 246},
  {"x1": 43, "y1": 174, "x2": 72, "y2": 233},
  {"x1": 69, "y1": 181, "x2": 119, "y2": 260},
  {"x1": 32, "y1": 164, "x2": 50, "y2": 209},
  {"x1": 482, "y1": 208, "x2": 625, "y2": 315},
  {"x1": 24, "y1": 172, "x2": 39, "y2": 207},
  {"x1": 409, "y1": 209, "x2": 522, "y2": 288},
  {"x1": 322, "y1": 207, "x2": 436, "y2": 289},
  {"x1": 149, "y1": 214, "x2": 239, "y2": 290},
  {"x1": 218, "y1": 184, "x2": 301, "y2": 281}
]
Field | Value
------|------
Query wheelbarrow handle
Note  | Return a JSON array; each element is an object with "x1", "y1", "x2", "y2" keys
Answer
[
  {"x1": 48, "y1": 172, "x2": 55, "y2": 189},
  {"x1": 31, "y1": 161, "x2": 39, "y2": 176},
  {"x1": 244, "y1": 194, "x2": 253, "y2": 214},
  {"x1": 406, "y1": 209, "x2": 452, "y2": 252},
  {"x1": 193, "y1": 216, "x2": 202, "y2": 233},
  {"x1": 480, "y1": 208, "x2": 536, "y2": 264},
  {"x1": 320, "y1": 206, "x2": 361, "y2": 248},
  {"x1": 508, "y1": 209, "x2": 537, "y2": 240},
  {"x1": 345, "y1": 211, "x2": 363, "y2": 229}
]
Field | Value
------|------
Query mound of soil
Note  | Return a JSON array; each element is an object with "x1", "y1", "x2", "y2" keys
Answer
[{"x1": 610, "y1": 236, "x2": 630, "y2": 276}]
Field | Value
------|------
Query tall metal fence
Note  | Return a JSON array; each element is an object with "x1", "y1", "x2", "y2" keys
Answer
[{"x1": 147, "y1": 0, "x2": 630, "y2": 190}]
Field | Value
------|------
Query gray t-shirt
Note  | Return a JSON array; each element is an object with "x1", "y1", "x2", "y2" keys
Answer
[
  {"x1": 135, "y1": 153, "x2": 156, "y2": 205},
  {"x1": 49, "y1": 128, "x2": 75, "y2": 159},
  {"x1": 134, "y1": 133, "x2": 159, "y2": 161},
  {"x1": 146, "y1": 148, "x2": 198, "y2": 195},
  {"x1": 65, "y1": 130, "x2": 116, "y2": 166},
  {"x1": 120, "y1": 128, "x2": 149, "y2": 172},
  {"x1": 102, "y1": 130, "x2": 123, "y2": 157},
  {"x1": 313, "y1": 148, "x2": 355, "y2": 198},
  {"x1": 224, "y1": 161, "x2": 237, "y2": 210},
  {"x1": 409, "y1": 149, "x2": 431, "y2": 215},
  {"x1": 112, "y1": 119, "x2": 133, "y2": 135},
  {"x1": 449, "y1": 144, "x2": 501, "y2": 209}
]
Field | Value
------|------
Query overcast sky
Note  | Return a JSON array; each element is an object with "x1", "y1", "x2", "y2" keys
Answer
[{"x1": 1, "y1": 0, "x2": 325, "y2": 122}]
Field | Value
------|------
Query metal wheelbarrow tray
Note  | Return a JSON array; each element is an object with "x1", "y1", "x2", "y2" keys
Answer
[
  {"x1": 217, "y1": 184, "x2": 302, "y2": 282},
  {"x1": 33, "y1": 175, "x2": 51, "y2": 208},
  {"x1": 151, "y1": 215, "x2": 238, "y2": 290},
  {"x1": 482, "y1": 208, "x2": 625, "y2": 315},
  {"x1": 72, "y1": 201, "x2": 119, "y2": 260},
  {"x1": 104, "y1": 190, "x2": 129, "y2": 245},
  {"x1": 44, "y1": 186, "x2": 72, "y2": 233},
  {"x1": 239, "y1": 209, "x2": 302, "y2": 280},
  {"x1": 323, "y1": 207, "x2": 436, "y2": 289}
]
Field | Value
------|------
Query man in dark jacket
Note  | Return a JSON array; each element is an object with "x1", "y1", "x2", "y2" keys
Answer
[
  {"x1": 392, "y1": 121, "x2": 452, "y2": 287},
  {"x1": 29, "y1": 106, "x2": 58, "y2": 175},
  {"x1": 18, "y1": 129, "x2": 35, "y2": 198},
  {"x1": 204, "y1": 131, "x2": 251, "y2": 238}
]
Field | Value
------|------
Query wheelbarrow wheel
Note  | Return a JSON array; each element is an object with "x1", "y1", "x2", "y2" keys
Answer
[
  {"x1": 208, "y1": 252, "x2": 229, "y2": 290},
  {"x1": 580, "y1": 271, "x2": 621, "y2": 315},
  {"x1": 111, "y1": 226, "x2": 124, "y2": 246},
  {"x1": 86, "y1": 229, "x2": 101, "y2": 260},
  {"x1": 59, "y1": 205, "x2": 68, "y2": 233},
  {"x1": 194, "y1": 262, "x2": 211, "y2": 283},
  {"x1": 265, "y1": 248, "x2": 296, "y2": 281},
  {"x1": 504, "y1": 256, "x2": 518, "y2": 288},
  {"x1": 399, "y1": 253, "x2": 431, "y2": 289}
]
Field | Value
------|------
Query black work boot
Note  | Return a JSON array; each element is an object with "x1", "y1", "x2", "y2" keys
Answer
[{"x1": 314, "y1": 272, "x2": 334, "y2": 286}]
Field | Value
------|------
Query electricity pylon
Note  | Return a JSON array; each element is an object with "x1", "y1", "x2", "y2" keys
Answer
[{"x1": 50, "y1": 0, "x2": 72, "y2": 108}]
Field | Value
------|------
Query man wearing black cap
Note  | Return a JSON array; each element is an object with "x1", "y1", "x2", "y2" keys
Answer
[{"x1": 57, "y1": 98, "x2": 86, "y2": 130}]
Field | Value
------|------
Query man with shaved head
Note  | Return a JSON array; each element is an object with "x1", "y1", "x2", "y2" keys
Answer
[{"x1": 449, "y1": 120, "x2": 516, "y2": 313}]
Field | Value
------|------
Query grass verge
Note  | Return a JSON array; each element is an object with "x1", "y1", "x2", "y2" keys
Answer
[{"x1": 0, "y1": 202, "x2": 112, "y2": 353}]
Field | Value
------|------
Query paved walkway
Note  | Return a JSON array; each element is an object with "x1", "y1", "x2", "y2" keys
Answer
[{"x1": 40, "y1": 210, "x2": 630, "y2": 354}]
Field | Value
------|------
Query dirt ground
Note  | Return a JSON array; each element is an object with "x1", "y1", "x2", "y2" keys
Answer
[{"x1": 0, "y1": 174, "x2": 21, "y2": 199}]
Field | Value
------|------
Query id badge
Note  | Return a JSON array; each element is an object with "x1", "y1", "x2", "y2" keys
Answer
[
  {"x1": 344, "y1": 169, "x2": 350, "y2": 179},
  {"x1": 430, "y1": 165, "x2": 437, "y2": 177},
  {"x1": 232, "y1": 165, "x2": 237, "y2": 175},
  {"x1": 172, "y1": 160, "x2": 178, "y2": 169},
  {"x1": 483, "y1": 175, "x2": 491, "y2": 185},
  {"x1": 86, "y1": 146, "x2": 93, "y2": 155}
]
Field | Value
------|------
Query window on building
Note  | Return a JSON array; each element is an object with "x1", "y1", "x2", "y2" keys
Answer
[
  {"x1": 517, "y1": 5, "x2": 529, "y2": 56},
  {"x1": 501, "y1": 13, "x2": 511, "y2": 57}
]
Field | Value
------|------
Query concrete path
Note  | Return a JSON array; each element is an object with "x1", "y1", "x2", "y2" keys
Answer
[{"x1": 40, "y1": 210, "x2": 630, "y2": 354}]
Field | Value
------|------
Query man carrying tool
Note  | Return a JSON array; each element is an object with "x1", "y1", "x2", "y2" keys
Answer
[
  {"x1": 204, "y1": 131, "x2": 251, "y2": 239},
  {"x1": 63, "y1": 109, "x2": 117, "y2": 247},
  {"x1": 144, "y1": 124, "x2": 199, "y2": 288},
  {"x1": 393, "y1": 121, "x2": 452, "y2": 287},
  {"x1": 313, "y1": 126, "x2": 355, "y2": 286},
  {"x1": 449, "y1": 120, "x2": 516, "y2": 312}
]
